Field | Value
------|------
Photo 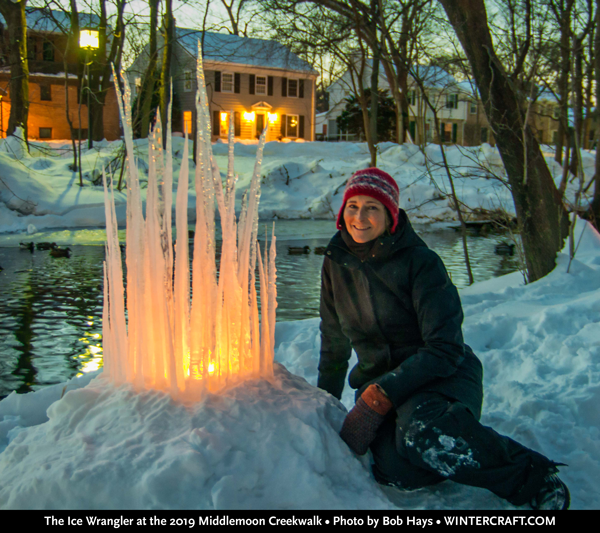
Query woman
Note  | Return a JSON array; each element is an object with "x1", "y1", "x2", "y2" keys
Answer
[{"x1": 318, "y1": 168, "x2": 569, "y2": 510}]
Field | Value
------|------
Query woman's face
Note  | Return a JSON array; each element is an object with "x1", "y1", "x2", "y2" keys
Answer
[{"x1": 343, "y1": 196, "x2": 388, "y2": 243}]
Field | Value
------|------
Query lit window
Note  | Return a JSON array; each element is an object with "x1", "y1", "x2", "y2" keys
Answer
[
  {"x1": 288, "y1": 79, "x2": 298, "y2": 98},
  {"x1": 183, "y1": 111, "x2": 193, "y2": 135},
  {"x1": 286, "y1": 115, "x2": 298, "y2": 137},
  {"x1": 184, "y1": 71, "x2": 193, "y2": 92},
  {"x1": 256, "y1": 76, "x2": 266, "y2": 95},
  {"x1": 219, "y1": 112, "x2": 229, "y2": 136},
  {"x1": 222, "y1": 72, "x2": 234, "y2": 93}
]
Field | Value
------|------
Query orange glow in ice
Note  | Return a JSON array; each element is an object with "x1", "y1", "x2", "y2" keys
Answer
[{"x1": 102, "y1": 53, "x2": 276, "y2": 402}]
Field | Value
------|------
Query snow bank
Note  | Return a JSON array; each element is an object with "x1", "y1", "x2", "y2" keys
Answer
[
  {"x1": 3, "y1": 138, "x2": 592, "y2": 237},
  {"x1": 1, "y1": 220, "x2": 599, "y2": 509}
]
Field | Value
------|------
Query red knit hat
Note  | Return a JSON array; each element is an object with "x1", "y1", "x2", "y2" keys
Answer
[{"x1": 336, "y1": 168, "x2": 400, "y2": 233}]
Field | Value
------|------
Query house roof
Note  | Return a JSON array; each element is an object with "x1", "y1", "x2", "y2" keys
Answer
[
  {"x1": 409, "y1": 65, "x2": 459, "y2": 89},
  {"x1": 176, "y1": 28, "x2": 318, "y2": 75},
  {"x1": 327, "y1": 61, "x2": 460, "y2": 93},
  {"x1": 0, "y1": 7, "x2": 100, "y2": 33}
]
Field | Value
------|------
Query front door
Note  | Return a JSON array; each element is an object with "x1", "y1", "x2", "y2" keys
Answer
[{"x1": 256, "y1": 114, "x2": 265, "y2": 138}]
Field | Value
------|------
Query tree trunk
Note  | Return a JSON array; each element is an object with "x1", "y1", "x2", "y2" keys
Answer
[
  {"x1": 369, "y1": 53, "x2": 379, "y2": 166},
  {"x1": 159, "y1": 0, "x2": 175, "y2": 146},
  {"x1": 569, "y1": 34, "x2": 584, "y2": 177},
  {"x1": 136, "y1": 0, "x2": 160, "y2": 138},
  {"x1": 590, "y1": 0, "x2": 600, "y2": 227},
  {"x1": 439, "y1": 0, "x2": 570, "y2": 282},
  {"x1": 89, "y1": 0, "x2": 126, "y2": 142},
  {"x1": 0, "y1": 0, "x2": 29, "y2": 139}
]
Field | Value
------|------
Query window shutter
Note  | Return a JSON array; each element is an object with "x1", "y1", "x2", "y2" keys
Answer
[
  {"x1": 249, "y1": 74, "x2": 255, "y2": 95},
  {"x1": 234, "y1": 112, "x2": 241, "y2": 137},
  {"x1": 299, "y1": 79, "x2": 304, "y2": 99},
  {"x1": 281, "y1": 77, "x2": 287, "y2": 97},
  {"x1": 299, "y1": 115, "x2": 305, "y2": 138},
  {"x1": 281, "y1": 114, "x2": 287, "y2": 136},
  {"x1": 268, "y1": 76, "x2": 273, "y2": 96},
  {"x1": 214, "y1": 71, "x2": 221, "y2": 92},
  {"x1": 213, "y1": 110, "x2": 220, "y2": 136},
  {"x1": 452, "y1": 123, "x2": 458, "y2": 143},
  {"x1": 234, "y1": 73, "x2": 241, "y2": 94}
]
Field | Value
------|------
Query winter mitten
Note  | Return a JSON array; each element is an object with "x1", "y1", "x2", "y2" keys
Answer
[{"x1": 339, "y1": 384, "x2": 394, "y2": 455}]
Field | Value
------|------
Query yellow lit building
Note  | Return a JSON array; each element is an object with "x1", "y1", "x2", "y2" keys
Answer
[{"x1": 128, "y1": 28, "x2": 319, "y2": 142}]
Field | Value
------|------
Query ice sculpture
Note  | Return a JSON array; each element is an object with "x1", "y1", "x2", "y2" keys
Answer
[{"x1": 102, "y1": 44, "x2": 276, "y2": 401}]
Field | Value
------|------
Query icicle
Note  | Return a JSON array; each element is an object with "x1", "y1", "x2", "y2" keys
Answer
[{"x1": 103, "y1": 57, "x2": 277, "y2": 402}]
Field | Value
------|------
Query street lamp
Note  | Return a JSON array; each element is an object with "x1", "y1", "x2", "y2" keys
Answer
[{"x1": 79, "y1": 28, "x2": 100, "y2": 149}]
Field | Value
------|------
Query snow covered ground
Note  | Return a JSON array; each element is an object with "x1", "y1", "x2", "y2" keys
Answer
[
  {"x1": 0, "y1": 137, "x2": 599, "y2": 510},
  {"x1": 0, "y1": 134, "x2": 594, "y2": 240}
]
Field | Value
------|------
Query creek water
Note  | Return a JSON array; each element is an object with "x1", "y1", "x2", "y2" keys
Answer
[{"x1": 0, "y1": 219, "x2": 521, "y2": 398}]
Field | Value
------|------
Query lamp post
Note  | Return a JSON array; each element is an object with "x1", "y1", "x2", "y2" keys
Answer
[{"x1": 79, "y1": 28, "x2": 99, "y2": 149}]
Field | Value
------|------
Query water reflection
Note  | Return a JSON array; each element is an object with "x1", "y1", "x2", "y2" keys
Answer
[{"x1": 0, "y1": 221, "x2": 521, "y2": 398}]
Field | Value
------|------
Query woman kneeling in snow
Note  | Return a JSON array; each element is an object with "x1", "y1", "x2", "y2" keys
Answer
[{"x1": 317, "y1": 168, "x2": 569, "y2": 510}]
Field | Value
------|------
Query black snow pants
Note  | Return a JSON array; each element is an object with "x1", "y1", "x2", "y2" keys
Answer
[{"x1": 369, "y1": 392, "x2": 558, "y2": 506}]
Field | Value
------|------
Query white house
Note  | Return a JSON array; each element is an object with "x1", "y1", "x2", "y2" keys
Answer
[{"x1": 324, "y1": 61, "x2": 474, "y2": 145}]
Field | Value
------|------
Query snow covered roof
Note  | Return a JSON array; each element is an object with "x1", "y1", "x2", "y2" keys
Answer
[
  {"x1": 176, "y1": 28, "x2": 318, "y2": 75},
  {"x1": 0, "y1": 8, "x2": 100, "y2": 34},
  {"x1": 409, "y1": 65, "x2": 459, "y2": 89}
]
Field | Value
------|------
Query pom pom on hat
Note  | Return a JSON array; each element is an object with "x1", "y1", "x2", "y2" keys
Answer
[{"x1": 336, "y1": 168, "x2": 400, "y2": 233}]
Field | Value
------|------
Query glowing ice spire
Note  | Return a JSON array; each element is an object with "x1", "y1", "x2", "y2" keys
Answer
[{"x1": 103, "y1": 45, "x2": 276, "y2": 401}]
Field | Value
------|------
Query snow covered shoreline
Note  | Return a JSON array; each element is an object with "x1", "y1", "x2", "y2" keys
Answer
[
  {"x1": 0, "y1": 219, "x2": 599, "y2": 510},
  {"x1": 1, "y1": 137, "x2": 594, "y2": 237},
  {"x1": 1, "y1": 137, "x2": 599, "y2": 510}
]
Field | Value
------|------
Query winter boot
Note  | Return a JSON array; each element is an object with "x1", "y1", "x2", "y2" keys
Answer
[{"x1": 530, "y1": 473, "x2": 570, "y2": 510}]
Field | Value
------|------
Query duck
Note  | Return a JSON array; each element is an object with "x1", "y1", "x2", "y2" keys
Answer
[
  {"x1": 50, "y1": 246, "x2": 72, "y2": 258},
  {"x1": 288, "y1": 245, "x2": 310, "y2": 255},
  {"x1": 314, "y1": 246, "x2": 327, "y2": 255},
  {"x1": 494, "y1": 241, "x2": 516, "y2": 256},
  {"x1": 19, "y1": 242, "x2": 34, "y2": 252},
  {"x1": 36, "y1": 242, "x2": 57, "y2": 250}
]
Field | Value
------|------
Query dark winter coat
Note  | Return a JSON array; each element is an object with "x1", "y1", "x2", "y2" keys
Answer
[{"x1": 317, "y1": 209, "x2": 484, "y2": 419}]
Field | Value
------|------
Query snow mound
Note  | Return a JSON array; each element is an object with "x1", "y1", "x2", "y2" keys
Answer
[
  {"x1": 382, "y1": 143, "x2": 425, "y2": 166},
  {"x1": 261, "y1": 160, "x2": 323, "y2": 186},
  {"x1": 0, "y1": 128, "x2": 29, "y2": 160},
  {"x1": 0, "y1": 364, "x2": 394, "y2": 510}
]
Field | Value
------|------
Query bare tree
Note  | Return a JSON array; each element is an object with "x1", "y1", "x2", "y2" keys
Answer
[
  {"x1": 439, "y1": 0, "x2": 570, "y2": 282},
  {"x1": 134, "y1": 0, "x2": 160, "y2": 139},
  {"x1": 216, "y1": 0, "x2": 259, "y2": 36},
  {"x1": 0, "y1": 0, "x2": 29, "y2": 139}
]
